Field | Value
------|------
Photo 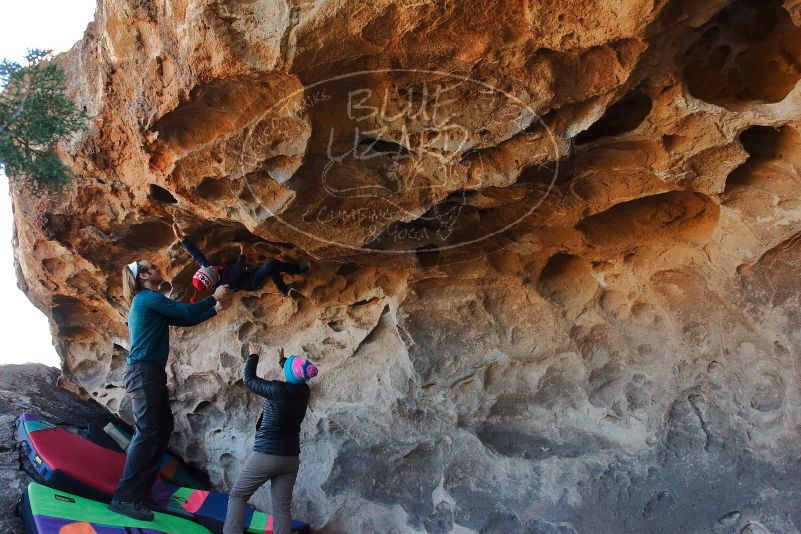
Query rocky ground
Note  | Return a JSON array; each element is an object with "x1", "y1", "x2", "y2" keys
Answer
[
  {"x1": 0, "y1": 364, "x2": 117, "y2": 534},
  {"x1": 6, "y1": 0, "x2": 801, "y2": 532}
]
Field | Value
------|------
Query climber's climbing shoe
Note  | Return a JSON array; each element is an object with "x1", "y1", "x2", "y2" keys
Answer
[{"x1": 108, "y1": 500, "x2": 154, "y2": 521}]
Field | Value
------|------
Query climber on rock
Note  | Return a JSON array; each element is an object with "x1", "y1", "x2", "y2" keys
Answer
[
  {"x1": 172, "y1": 223, "x2": 310, "y2": 301},
  {"x1": 223, "y1": 343, "x2": 318, "y2": 534},
  {"x1": 109, "y1": 259, "x2": 232, "y2": 522}
]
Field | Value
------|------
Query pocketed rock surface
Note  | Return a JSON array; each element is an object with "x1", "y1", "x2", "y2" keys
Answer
[{"x1": 8, "y1": 0, "x2": 801, "y2": 531}]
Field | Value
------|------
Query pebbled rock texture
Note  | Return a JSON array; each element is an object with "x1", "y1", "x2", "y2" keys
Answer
[{"x1": 7, "y1": 0, "x2": 801, "y2": 531}]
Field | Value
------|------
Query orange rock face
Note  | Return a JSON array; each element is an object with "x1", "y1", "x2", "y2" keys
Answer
[{"x1": 10, "y1": 0, "x2": 801, "y2": 530}]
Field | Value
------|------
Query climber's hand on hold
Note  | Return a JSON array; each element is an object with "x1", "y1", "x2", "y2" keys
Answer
[
  {"x1": 248, "y1": 342, "x2": 261, "y2": 358},
  {"x1": 172, "y1": 223, "x2": 185, "y2": 240},
  {"x1": 214, "y1": 298, "x2": 231, "y2": 313},
  {"x1": 277, "y1": 346, "x2": 287, "y2": 369},
  {"x1": 239, "y1": 243, "x2": 246, "y2": 255},
  {"x1": 213, "y1": 284, "x2": 231, "y2": 302}
]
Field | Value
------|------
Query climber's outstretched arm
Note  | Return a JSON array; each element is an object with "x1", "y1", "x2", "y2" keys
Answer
[
  {"x1": 243, "y1": 348, "x2": 282, "y2": 399},
  {"x1": 173, "y1": 223, "x2": 211, "y2": 267}
]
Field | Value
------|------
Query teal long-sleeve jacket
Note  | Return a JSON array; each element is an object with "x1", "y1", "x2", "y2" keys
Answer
[{"x1": 126, "y1": 289, "x2": 218, "y2": 366}]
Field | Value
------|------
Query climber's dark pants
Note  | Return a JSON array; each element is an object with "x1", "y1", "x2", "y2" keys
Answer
[
  {"x1": 113, "y1": 361, "x2": 173, "y2": 503},
  {"x1": 245, "y1": 259, "x2": 304, "y2": 294}
]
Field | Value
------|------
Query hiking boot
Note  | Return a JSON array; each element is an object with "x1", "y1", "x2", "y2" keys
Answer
[
  {"x1": 287, "y1": 287, "x2": 307, "y2": 300},
  {"x1": 279, "y1": 283, "x2": 294, "y2": 297},
  {"x1": 108, "y1": 499, "x2": 154, "y2": 521}
]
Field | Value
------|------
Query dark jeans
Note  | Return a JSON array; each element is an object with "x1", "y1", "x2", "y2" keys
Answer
[
  {"x1": 113, "y1": 362, "x2": 173, "y2": 502},
  {"x1": 245, "y1": 259, "x2": 304, "y2": 294}
]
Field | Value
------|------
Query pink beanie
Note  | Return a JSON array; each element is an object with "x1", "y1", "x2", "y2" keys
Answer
[{"x1": 284, "y1": 355, "x2": 318, "y2": 384}]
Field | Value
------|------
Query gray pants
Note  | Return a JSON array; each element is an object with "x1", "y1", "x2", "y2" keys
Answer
[{"x1": 223, "y1": 452, "x2": 300, "y2": 534}]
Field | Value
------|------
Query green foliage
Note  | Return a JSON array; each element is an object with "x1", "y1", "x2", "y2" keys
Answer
[{"x1": 0, "y1": 49, "x2": 87, "y2": 195}]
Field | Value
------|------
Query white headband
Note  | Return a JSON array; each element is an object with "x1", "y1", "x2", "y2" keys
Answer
[{"x1": 127, "y1": 261, "x2": 140, "y2": 279}]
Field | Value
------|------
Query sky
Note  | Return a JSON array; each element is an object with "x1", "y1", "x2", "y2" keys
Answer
[{"x1": 0, "y1": 0, "x2": 97, "y2": 365}]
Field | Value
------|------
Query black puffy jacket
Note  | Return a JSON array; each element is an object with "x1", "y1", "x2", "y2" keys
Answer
[{"x1": 243, "y1": 355, "x2": 310, "y2": 456}]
